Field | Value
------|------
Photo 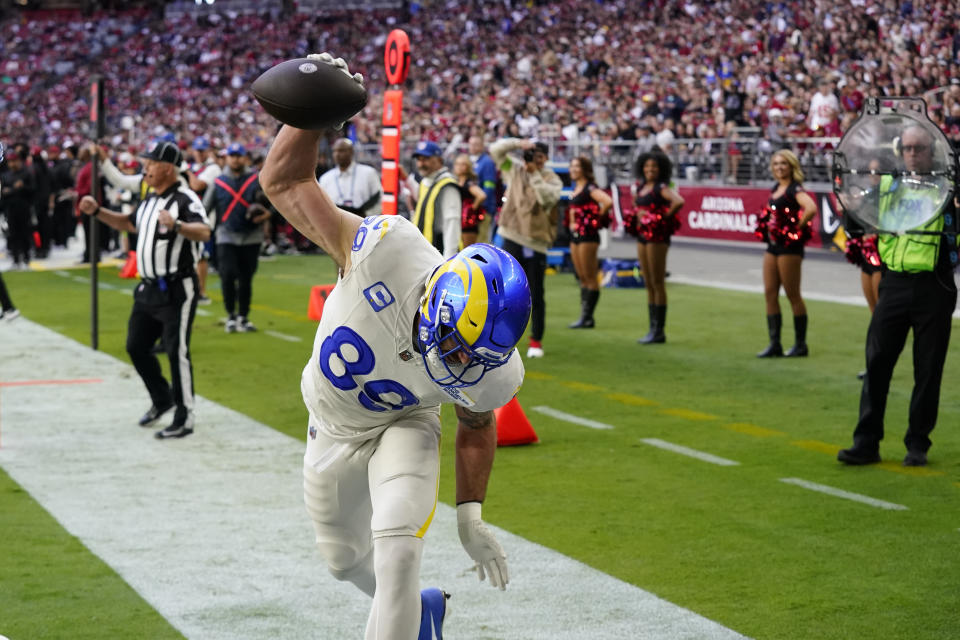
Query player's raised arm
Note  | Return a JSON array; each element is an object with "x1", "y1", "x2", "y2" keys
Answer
[
  {"x1": 257, "y1": 53, "x2": 367, "y2": 271},
  {"x1": 260, "y1": 127, "x2": 361, "y2": 271}
]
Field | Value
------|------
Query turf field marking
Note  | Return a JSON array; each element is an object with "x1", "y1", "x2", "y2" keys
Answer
[
  {"x1": 668, "y1": 276, "x2": 869, "y2": 307},
  {"x1": 560, "y1": 381, "x2": 606, "y2": 393},
  {"x1": 723, "y1": 422, "x2": 785, "y2": 438},
  {"x1": 264, "y1": 330, "x2": 303, "y2": 343},
  {"x1": 0, "y1": 378, "x2": 102, "y2": 387},
  {"x1": 54, "y1": 270, "x2": 134, "y2": 295},
  {"x1": 0, "y1": 319, "x2": 751, "y2": 640},
  {"x1": 249, "y1": 301, "x2": 316, "y2": 322},
  {"x1": 790, "y1": 441, "x2": 945, "y2": 477},
  {"x1": 604, "y1": 392, "x2": 658, "y2": 406},
  {"x1": 790, "y1": 440, "x2": 840, "y2": 455},
  {"x1": 780, "y1": 478, "x2": 908, "y2": 510},
  {"x1": 531, "y1": 406, "x2": 614, "y2": 430},
  {"x1": 32, "y1": 259, "x2": 125, "y2": 272},
  {"x1": 658, "y1": 408, "x2": 719, "y2": 421},
  {"x1": 878, "y1": 463, "x2": 945, "y2": 477},
  {"x1": 523, "y1": 371, "x2": 555, "y2": 381},
  {"x1": 640, "y1": 438, "x2": 740, "y2": 466}
]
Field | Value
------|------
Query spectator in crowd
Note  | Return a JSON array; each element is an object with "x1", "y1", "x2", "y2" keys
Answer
[
  {"x1": 566, "y1": 155, "x2": 612, "y2": 329},
  {"x1": 766, "y1": 109, "x2": 790, "y2": 150},
  {"x1": 30, "y1": 147, "x2": 53, "y2": 259},
  {"x1": 631, "y1": 151, "x2": 685, "y2": 344},
  {"x1": 75, "y1": 144, "x2": 114, "y2": 263},
  {"x1": 186, "y1": 136, "x2": 221, "y2": 305},
  {"x1": 51, "y1": 144, "x2": 79, "y2": 248},
  {"x1": 0, "y1": 270, "x2": 18, "y2": 320},
  {"x1": 97, "y1": 147, "x2": 148, "y2": 258},
  {"x1": 77, "y1": 141, "x2": 211, "y2": 439},
  {"x1": 839, "y1": 124, "x2": 958, "y2": 467},
  {"x1": 755, "y1": 150, "x2": 818, "y2": 358},
  {"x1": 260, "y1": 105, "x2": 529, "y2": 640},
  {"x1": 406, "y1": 140, "x2": 461, "y2": 259},
  {"x1": 808, "y1": 77, "x2": 841, "y2": 133},
  {"x1": 468, "y1": 133, "x2": 498, "y2": 241},
  {"x1": 317, "y1": 138, "x2": 381, "y2": 217},
  {"x1": 452, "y1": 153, "x2": 487, "y2": 248},
  {"x1": 205, "y1": 143, "x2": 270, "y2": 334},
  {"x1": 490, "y1": 138, "x2": 562, "y2": 359},
  {"x1": 0, "y1": 142, "x2": 21, "y2": 320},
  {"x1": 0, "y1": 145, "x2": 34, "y2": 269},
  {"x1": 3, "y1": 1, "x2": 960, "y2": 189}
]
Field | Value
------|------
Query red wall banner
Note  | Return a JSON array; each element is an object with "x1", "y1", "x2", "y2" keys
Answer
[{"x1": 613, "y1": 184, "x2": 842, "y2": 249}]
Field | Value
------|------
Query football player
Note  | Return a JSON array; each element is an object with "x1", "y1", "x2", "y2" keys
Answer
[{"x1": 260, "y1": 55, "x2": 531, "y2": 640}]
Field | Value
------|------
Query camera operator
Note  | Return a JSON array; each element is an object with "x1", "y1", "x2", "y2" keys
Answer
[
  {"x1": 490, "y1": 138, "x2": 562, "y2": 358},
  {"x1": 838, "y1": 124, "x2": 960, "y2": 467}
]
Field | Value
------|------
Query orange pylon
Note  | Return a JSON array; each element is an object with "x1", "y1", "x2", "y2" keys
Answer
[
  {"x1": 494, "y1": 397, "x2": 539, "y2": 446},
  {"x1": 308, "y1": 284, "x2": 336, "y2": 321}
]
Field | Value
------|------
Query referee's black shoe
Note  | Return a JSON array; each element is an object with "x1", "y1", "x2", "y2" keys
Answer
[
  {"x1": 138, "y1": 402, "x2": 174, "y2": 427},
  {"x1": 155, "y1": 413, "x2": 194, "y2": 440}
]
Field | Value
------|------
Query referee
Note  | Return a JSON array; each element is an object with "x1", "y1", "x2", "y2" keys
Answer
[{"x1": 79, "y1": 140, "x2": 211, "y2": 439}]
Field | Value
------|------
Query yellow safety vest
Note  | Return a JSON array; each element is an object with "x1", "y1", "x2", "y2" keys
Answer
[
  {"x1": 877, "y1": 175, "x2": 944, "y2": 273},
  {"x1": 412, "y1": 172, "x2": 458, "y2": 254}
]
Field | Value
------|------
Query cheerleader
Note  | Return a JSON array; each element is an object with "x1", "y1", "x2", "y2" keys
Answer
[
  {"x1": 567, "y1": 156, "x2": 613, "y2": 328},
  {"x1": 631, "y1": 151, "x2": 684, "y2": 344},
  {"x1": 453, "y1": 153, "x2": 487, "y2": 247},
  {"x1": 755, "y1": 150, "x2": 818, "y2": 357}
]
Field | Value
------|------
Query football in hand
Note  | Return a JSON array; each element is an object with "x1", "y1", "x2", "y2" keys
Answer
[{"x1": 252, "y1": 56, "x2": 367, "y2": 130}]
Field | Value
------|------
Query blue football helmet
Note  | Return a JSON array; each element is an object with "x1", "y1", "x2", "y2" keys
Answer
[{"x1": 418, "y1": 244, "x2": 531, "y2": 388}]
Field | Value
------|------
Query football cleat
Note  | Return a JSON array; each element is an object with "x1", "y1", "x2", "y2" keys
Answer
[
  {"x1": 418, "y1": 588, "x2": 450, "y2": 640},
  {"x1": 138, "y1": 402, "x2": 173, "y2": 427},
  {"x1": 418, "y1": 244, "x2": 531, "y2": 388},
  {"x1": 155, "y1": 412, "x2": 194, "y2": 440}
]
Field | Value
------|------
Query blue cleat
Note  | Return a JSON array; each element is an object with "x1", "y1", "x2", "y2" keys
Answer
[{"x1": 418, "y1": 587, "x2": 450, "y2": 640}]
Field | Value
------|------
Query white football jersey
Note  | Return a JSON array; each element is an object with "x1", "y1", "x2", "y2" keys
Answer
[{"x1": 301, "y1": 215, "x2": 524, "y2": 441}]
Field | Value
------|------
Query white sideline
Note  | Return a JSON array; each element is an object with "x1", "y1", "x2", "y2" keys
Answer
[
  {"x1": 0, "y1": 319, "x2": 750, "y2": 640},
  {"x1": 779, "y1": 478, "x2": 909, "y2": 511},
  {"x1": 531, "y1": 405, "x2": 615, "y2": 430},
  {"x1": 640, "y1": 438, "x2": 741, "y2": 466}
]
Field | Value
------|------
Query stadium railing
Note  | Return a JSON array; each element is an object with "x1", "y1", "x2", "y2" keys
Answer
[{"x1": 350, "y1": 137, "x2": 841, "y2": 190}]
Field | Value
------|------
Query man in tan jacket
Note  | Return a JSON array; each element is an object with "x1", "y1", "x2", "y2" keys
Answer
[{"x1": 490, "y1": 138, "x2": 563, "y2": 358}]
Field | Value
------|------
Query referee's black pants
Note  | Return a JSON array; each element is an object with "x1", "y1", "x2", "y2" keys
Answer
[
  {"x1": 127, "y1": 275, "x2": 199, "y2": 424},
  {"x1": 854, "y1": 270, "x2": 957, "y2": 454},
  {"x1": 217, "y1": 242, "x2": 260, "y2": 318}
]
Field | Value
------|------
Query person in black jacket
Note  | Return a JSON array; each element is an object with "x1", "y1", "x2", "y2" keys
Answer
[
  {"x1": 30, "y1": 147, "x2": 54, "y2": 259},
  {"x1": 0, "y1": 147, "x2": 35, "y2": 269},
  {"x1": 0, "y1": 142, "x2": 22, "y2": 320}
]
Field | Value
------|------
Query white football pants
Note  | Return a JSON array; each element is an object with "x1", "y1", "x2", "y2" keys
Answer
[{"x1": 303, "y1": 414, "x2": 441, "y2": 640}]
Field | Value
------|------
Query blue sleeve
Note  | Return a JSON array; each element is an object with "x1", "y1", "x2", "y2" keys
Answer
[{"x1": 476, "y1": 155, "x2": 498, "y2": 214}]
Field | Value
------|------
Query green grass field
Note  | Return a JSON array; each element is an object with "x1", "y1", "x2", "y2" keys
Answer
[{"x1": 2, "y1": 256, "x2": 959, "y2": 640}]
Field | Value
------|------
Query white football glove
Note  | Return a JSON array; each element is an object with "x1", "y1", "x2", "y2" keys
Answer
[
  {"x1": 306, "y1": 52, "x2": 365, "y2": 130},
  {"x1": 457, "y1": 502, "x2": 508, "y2": 590}
]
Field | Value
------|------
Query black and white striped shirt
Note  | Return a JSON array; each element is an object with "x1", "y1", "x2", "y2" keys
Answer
[{"x1": 130, "y1": 183, "x2": 209, "y2": 280}]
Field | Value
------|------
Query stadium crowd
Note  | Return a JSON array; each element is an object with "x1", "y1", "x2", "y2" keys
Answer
[
  {"x1": 2, "y1": 0, "x2": 960, "y2": 159},
  {"x1": 3, "y1": 0, "x2": 960, "y2": 263}
]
